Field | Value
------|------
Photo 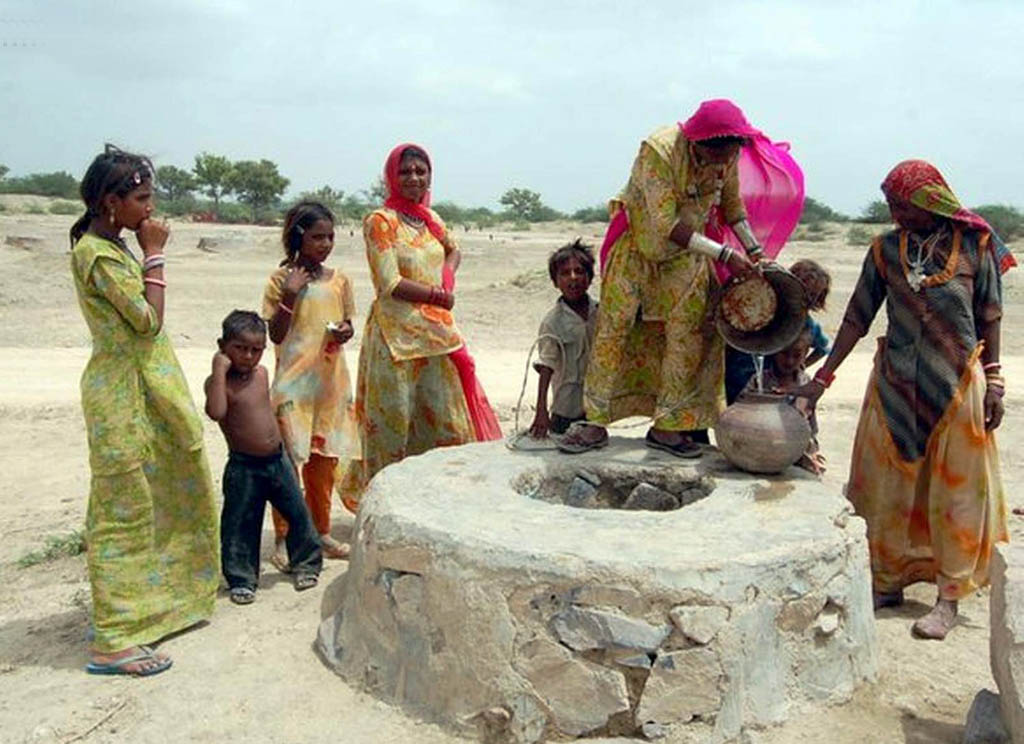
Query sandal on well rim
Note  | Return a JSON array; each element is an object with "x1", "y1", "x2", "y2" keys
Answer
[
  {"x1": 86, "y1": 646, "x2": 173, "y2": 677},
  {"x1": 644, "y1": 430, "x2": 702, "y2": 459},
  {"x1": 229, "y1": 587, "x2": 256, "y2": 605},
  {"x1": 555, "y1": 423, "x2": 609, "y2": 454}
]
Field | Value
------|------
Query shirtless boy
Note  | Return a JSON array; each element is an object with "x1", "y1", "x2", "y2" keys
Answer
[{"x1": 204, "y1": 310, "x2": 322, "y2": 604}]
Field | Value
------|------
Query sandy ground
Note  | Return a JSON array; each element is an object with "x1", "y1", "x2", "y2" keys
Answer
[{"x1": 1, "y1": 204, "x2": 1022, "y2": 743}]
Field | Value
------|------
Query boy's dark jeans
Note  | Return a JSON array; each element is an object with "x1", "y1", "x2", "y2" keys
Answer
[{"x1": 220, "y1": 448, "x2": 322, "y2": 591}]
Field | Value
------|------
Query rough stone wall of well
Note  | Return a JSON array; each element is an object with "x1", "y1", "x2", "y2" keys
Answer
[{"x1": 320, "y1": 514, "x2": 876, "y2": 742}]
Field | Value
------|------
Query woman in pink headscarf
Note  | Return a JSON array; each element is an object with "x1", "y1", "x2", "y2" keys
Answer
[
  {"x1": 559, "y1": 100, "x2": 804, "y2": 456},
  {"x1": 345, "y1": 144, "x2": 501, "y2": 504}
]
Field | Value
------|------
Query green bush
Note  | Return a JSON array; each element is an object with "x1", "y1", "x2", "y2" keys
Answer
[
  {"x1": 156, "y1": 196, "x2": 199, "y2": 218},
  {"x1": 49, "y1": 200, "x2": 81, "y2": 215},
  {"x1": 18, "y1": 531, "x2": 86, "y2": 568},
  {"x1": 0, "y1": 171, "x2": 79, "y2": 199},
  {"x1": 859, "y1": 200, "x2": 892, "y2": 224},
  {"x1": 27, "y1": 204, "x2": 46, "y2": 215},
  {"x1": 800, "y1": 197, "x2": 848, "y2": 224},
  {"x1": 510, "y1": 220, "x2": 531, "y2": 232},
  {"x1": 971, "y1": 204, "x2": 1024, "y2": 240},
  {"x1": 846, "y1": 224, "x2": 874, "y2": 246},
  {"x1": 571, "y1": 205, "x2": 609, "y2": 223}
]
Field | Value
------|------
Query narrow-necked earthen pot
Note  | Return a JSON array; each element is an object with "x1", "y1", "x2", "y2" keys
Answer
[{"x1": 714, "y1": 392, "x2": 812, "y2": 474}]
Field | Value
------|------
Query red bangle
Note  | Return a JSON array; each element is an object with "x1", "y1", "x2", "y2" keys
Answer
[
  {"x1": 813, "y1": 368, "x2": 835, "y2": 388},
  {"x1": 143, "y1": 277, "x2": 167, "y2": 287}
]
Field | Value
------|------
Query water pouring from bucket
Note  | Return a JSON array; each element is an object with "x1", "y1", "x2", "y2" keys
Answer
[{"x1": 714, "y1": 265, "x2": 813, "y2": 474}]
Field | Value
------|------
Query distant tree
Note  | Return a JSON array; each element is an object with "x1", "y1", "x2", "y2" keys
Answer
[
  {"x1": 300, "y1": 185, "x2": 346, "y2": 215},
  {"x1": 859, "y1": 200, "x2": 892, "y2": 224},
  {"x1": 193, "y1": 153, "x2": 234, "y2": 217},
  {"x1": 0, "y1": 165, "x2": 8, "y2": 181},
  {"x1": 228, "y1": 159, "x2": 289, "y2": 222},
  {"x1": 362, "y1": 177, "x2": 387, "y2": 206},
  {"x1": 0, "y1": 170, "x2": 78, "y2": 198},
  {"x1": 972, "y1": 204, "x2": 1024, "y2": 241},
  {"x1": 571, "y1": 205, "x2": 609, "y2": 223},
  {"x1": 338, "y1": 194, "x2": 369, "y2": 221},
  {"x1": 155, "y1": 165, "x2": 196, "y2": 202},
  {"x1": 500, "y1": 188, "x2": 544, "y2": 221},
  {"x1": 800, "y1": 197, "x2": 848, "y2": 224}
]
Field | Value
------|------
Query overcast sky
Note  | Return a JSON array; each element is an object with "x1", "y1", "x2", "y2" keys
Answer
[{"x1": 2, "y1": 0, "x2": 1021, "y2": 215}]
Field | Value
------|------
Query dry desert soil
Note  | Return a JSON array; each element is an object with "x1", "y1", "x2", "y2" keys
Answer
[{"x1": 1, "y1": 198, "x2": 1022, "y2": 743}]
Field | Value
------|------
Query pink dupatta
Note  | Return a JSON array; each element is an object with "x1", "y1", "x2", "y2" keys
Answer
[
  {"x1": 383, "y1": 143, "x2": 502, "y2": 441},
  {"x1": 599, "y1": 100, "x2": 804, "y2": 278}
]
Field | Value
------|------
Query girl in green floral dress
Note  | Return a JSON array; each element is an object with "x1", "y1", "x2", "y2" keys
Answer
[{"x1": 69, "y1": 146, "x2": 219, "y2": 676}]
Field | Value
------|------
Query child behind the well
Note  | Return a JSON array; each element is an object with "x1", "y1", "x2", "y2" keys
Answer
[
  {"x1": 204, "y1": 310, "x2": 322, "y2": 605},
  {"x1": 739, "y1": 328, "x2": 825, "y2": 475},
  {"x1": 725, "y1": 258, "x2": 832, "y2": 403},
  {"x1": 529, "y1": 239, "x2": 598, "y2": 439}
]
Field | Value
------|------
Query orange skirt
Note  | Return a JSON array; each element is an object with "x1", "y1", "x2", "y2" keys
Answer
[{"x1": 847, "y1": 343, "x2": 1008, "y2": 600}]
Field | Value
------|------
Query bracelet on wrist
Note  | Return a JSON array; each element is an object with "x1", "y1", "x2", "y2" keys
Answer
[
  {"x1": 143, "y1": 277, "x2": 167, "y2": 288},
  {"x1": 813, "y1": 368, "x2": 835, "y2": 388},
  {"x1": 278, "y1": 302, "x2": 294, "y2": 315}
]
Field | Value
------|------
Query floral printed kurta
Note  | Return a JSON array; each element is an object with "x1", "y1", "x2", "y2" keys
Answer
[
  {"x1": 584, "y1": 125, "x2": 746, "y2": 430},
  {"x1": 71, "y1": 233, "x2": 218, "y2": 653},
  {"x1": 346, "y1": 209, "x2": 473, "y2": 501},
  {"x1": 262, "y1": 268, "x2": 359, "y2": 465}
]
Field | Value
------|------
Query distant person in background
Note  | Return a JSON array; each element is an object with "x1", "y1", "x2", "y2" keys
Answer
[
  {"x1": 70, "y1": 145, "x2": 218, "y2": 677},
  {"x1": 347, "y1": 143, "x2": 501, "y2": 504},
  {"x1": 797, "y1": 159, "x2": 1014, "y2": 640},
  {"x1": 262, "y1": 201, "x2": 358, "y2": 563},
  {"x1": 558, "y1": 99, "x2": 804, "y2": 456}
]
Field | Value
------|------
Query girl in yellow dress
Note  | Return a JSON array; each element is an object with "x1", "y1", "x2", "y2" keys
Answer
[
  {"x1": 261, "y1": 201, "x2": 359, "y2": 561},
  {"x1": 70, "y1": 146, "x2": 218, "y2": 677}
]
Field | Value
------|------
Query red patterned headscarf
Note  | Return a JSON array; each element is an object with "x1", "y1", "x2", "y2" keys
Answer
[
  {"x1": 881, "y1": 159, "x2": 1016, "y2": 273},
  {"x1": 383, "y1": 142, "x2": 447, "y2": 245}
]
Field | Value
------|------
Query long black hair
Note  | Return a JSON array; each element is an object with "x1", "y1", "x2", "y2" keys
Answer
[
  {"x1": 69, "y1": 144, "x2": 154, "y2": 249},
  {"x1": 280, "y1": 200, "x2": 335, "y2": 266}
]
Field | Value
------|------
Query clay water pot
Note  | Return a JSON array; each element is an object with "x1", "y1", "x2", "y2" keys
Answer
[{"x1": 713, "y1": 392, "x2": 812, "y2": 474}]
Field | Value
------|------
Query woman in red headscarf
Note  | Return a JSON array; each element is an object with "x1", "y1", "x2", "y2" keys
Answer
[
  {"x1": 345, "y1": 144, "x2": 500, "y2": 502},
  {"x1": 798, "y1": 160, "x2": 1013, "y2": 640},
  {"x1": 559, "y1": 99, "x2": 804, "y2": 456}
]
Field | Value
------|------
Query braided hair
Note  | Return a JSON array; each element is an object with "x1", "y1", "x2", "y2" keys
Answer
[
  {"x1": 280, "y1": 200, "x2": 335, "y2": 266},
  {"x1": 69, "y1": 144, "x2": 154, "y2": 249}
]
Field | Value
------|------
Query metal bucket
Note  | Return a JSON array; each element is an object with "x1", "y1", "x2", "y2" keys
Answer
[{"x1": 715, "y1": 265, "x2": 808, "y2": 355}]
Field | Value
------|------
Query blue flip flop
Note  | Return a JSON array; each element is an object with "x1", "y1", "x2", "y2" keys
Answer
[{"x1": 86, "y1": 646, "x2": 172, "y2": 677}]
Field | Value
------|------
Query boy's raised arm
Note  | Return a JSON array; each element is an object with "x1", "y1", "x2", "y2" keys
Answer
[{"x1": 204, "y1": 352, "x2": 232, "y2": 421}]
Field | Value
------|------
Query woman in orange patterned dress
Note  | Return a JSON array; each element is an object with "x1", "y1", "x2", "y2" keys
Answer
[
  {"x1": 346, "y1": 144, "x2": 498, "y2": 501},
  {"x1": 798, "y1": 160, "x2": 1014, "y2": 640}
]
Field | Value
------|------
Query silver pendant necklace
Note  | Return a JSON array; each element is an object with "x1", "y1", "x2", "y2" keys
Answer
[{"x1": 906, "y1": 228, "x2": 944, "y2": 292}]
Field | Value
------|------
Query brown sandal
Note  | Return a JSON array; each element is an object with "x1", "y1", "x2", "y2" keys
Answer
[{"x1": 555, "y1": 423, "x2": 609, "y2": 454}]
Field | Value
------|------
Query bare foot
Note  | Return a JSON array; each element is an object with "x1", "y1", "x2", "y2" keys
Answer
[
  {"x1": 320, "y1": 534, "x2": 350, "y2": 560},
  {"x1": 269, "y1": 538, "x2": 290, "y2": 573},
  {"x1": 912, "y1": 598, "x2": 958, "y2": 640}
]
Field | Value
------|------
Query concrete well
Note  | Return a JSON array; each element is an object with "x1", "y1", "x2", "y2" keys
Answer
[{"x1": 318, "y1": 438, "x2": 878, "y2": 743}]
